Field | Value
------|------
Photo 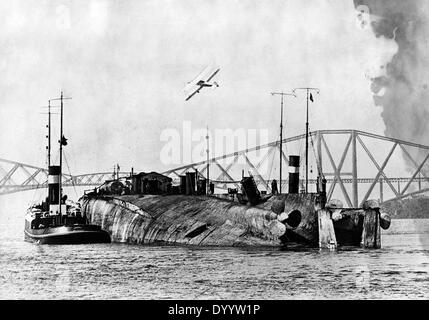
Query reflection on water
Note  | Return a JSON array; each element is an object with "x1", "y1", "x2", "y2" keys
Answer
[{"x1": 0, "y1": 190, "x2": 428, "y2": 299}]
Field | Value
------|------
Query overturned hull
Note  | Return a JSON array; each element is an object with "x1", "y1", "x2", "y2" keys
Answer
[
  {"x1": 82, "y1": 194, "x2": 292, "y2": 246},
  {"x1": 80, "y1": 193, "x2": 388, "y2": 248}
]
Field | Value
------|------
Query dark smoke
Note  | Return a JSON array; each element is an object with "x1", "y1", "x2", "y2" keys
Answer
[{"x1": 354, "y1": 0, "x2": 429, "y2": 174}]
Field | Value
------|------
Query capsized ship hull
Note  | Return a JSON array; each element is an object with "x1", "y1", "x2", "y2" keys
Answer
[
  {"x1": 80, "y1": 193, "x2": 370, "y2": 247},
  {"x1": 82, "y1": 194, "x2": 287, "y2": 246}
]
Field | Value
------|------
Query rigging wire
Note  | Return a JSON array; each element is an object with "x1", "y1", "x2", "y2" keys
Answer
[
  {"x1": 298, "y1": 134, "x2": 304, "y2": 160},
  {"x1": 30, "y1": 178, "x2": 43, "y2": 205},
  {"x1": 271, "y1": 131, "x2": 284, "y2": 182},
  {"x1": 245, "y1": 138, "x2": 249, "y2": 176},
  {"x1": 309, "y1": 127, "x2": 323, "y2": 176},
  {"x1": 267, "y1": 144, "x2": 276, "y2": 184},
  {"x1": 63, "y1": 150, "x2": 78, "y2": 198},
  {"x1": 282, "y1": 138, "x2": 288, "y2": 159}
]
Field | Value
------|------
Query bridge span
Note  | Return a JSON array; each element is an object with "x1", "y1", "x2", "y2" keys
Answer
[
  {"x1": 0, "y1": 159, "x2": 129, "y2": 196},
  {"x1": 162, "y1": 129, "x2": 429, "y2": 207},
  {"x1": 1, "y1": 130, "x2": 429, "y2": 207}
]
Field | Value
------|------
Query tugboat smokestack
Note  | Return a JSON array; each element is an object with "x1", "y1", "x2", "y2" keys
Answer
[
  {"x1": 288, "y1": 155, "x2": 300, "y2": 194},
  {"x1": 48, "y1": 165, "x2": 60, "y2": 205}
]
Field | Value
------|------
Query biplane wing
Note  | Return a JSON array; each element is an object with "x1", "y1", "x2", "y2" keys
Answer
[
  {"x1": 185, "y1": 67, "x2": 220, "y2": 101},
  {"x1": 185, "y1": 87, "x2": 202, "y2": 101},
  {"x1": 205, "y1": 68, "x2": 220, "y2": 82}
]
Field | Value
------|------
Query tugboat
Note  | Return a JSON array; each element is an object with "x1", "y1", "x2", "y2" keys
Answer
[{"x1": 24, "y1": 92, "x2": 110, "y2": 244}]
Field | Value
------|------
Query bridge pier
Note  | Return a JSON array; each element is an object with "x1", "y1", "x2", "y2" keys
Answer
[
  {"x1": 361, "y1": 200, "x2": 381, "y2": 249},
  {"x1": 318, "y1": 209, "x2": 337, "y2": 250}
]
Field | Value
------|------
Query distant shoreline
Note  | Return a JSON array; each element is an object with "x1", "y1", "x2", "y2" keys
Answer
[
  {"x1": 382, "y1": 197, "x2": 429, "y2": 219},
  {"x1": 382, "y1": 218, "x2": 429, "y2": 235}
]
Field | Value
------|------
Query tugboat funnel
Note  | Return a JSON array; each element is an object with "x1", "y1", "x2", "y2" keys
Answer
[{"x1": 48, "y1": 166, "x2": 60, "y2": 205}]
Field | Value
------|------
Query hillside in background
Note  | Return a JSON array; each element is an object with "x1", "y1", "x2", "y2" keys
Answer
[{"x1": 381, "y1": 196, "x2": 429, "y2": 219}]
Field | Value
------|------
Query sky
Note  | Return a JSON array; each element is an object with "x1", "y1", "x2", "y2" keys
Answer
[{"x1": 0, "y1": 0, "x2": 402, "y2": 177}]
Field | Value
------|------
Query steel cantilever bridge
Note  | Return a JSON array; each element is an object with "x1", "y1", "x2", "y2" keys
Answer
[
  {"x1": 0, "y1": 159, "x2": 126, "y2": 196},
  {"x1": 1, "y1": 129, "x2": 429, "y2": 207}
]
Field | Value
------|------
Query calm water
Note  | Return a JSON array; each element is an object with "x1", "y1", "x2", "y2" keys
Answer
[{"x1": 0, "y1": 190, "x2": 428, "y2": 300}]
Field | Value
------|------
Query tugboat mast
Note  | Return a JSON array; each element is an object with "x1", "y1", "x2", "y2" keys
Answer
[
  {"x1": 59, "y1": 92, "x2": 63, "y2": 214},
  {"x1": 51, "y1": 91, "x2": 71, "y2": 215},
  {"x1": 206, "y1": 125, "x2": 210, "y2": 195},
  {"x1": 41, "y1": 99, "x2": 54, "y2": 206},
  {"x1": 47, "y1": 99, "x2": 51, "y2": 169}
]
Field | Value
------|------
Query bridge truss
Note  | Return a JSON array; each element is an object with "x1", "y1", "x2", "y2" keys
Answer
[
  {"x1": 162, "y1": 129, "x2": 429, "y2": 207},
  {"x1": 2, "y1": 129, "x2": 429, "y2": 207},
  {"x1": 0, "y1": 157, "x2": 128, "y2": 196}
]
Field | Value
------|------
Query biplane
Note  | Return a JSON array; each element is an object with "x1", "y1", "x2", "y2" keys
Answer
[{"x1": 185, "y1": 66, "x2": 220, "y2": 101}]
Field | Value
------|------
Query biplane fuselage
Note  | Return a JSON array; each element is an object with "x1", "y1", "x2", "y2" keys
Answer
[{"x1": 185, "y1": 67, "x2": 220, "y2": 101}]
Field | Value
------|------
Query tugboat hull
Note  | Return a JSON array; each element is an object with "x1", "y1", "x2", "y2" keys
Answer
[{"x1": 24, "y1": 225, "x2": 111, "y2": 245}]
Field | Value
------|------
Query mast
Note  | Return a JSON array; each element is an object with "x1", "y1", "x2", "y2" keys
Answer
[
  {"x1": 305, "y1": 89, "x2": 309, "y2": 194},
  {"x1": 270, "y1": 92, "x2": 295, "y2": 193},
  {"x1": 44, "y1": 99, "x2": 52, "y2": 207},
  {"x1": 280, "y1": 94, "x2": 283, "y2": 194},
  {"x1": 48, "y1": 100, "x2": 51, "y2": 169},
  {"x1": 50, "y1": 92, "x2": 71, "y2": 215},
  {"x1": 206, "y1": 125, "x2": 210, "y2": 194},
  {"x1": 292, "y1": 87, "x2": 320, "y2": 193},
  {"x1": 59, "y1": 92, "x2": 63, "y2": 215},
  {"x1": 43, "y1": 99, "x2": 59, "y2": 209}
]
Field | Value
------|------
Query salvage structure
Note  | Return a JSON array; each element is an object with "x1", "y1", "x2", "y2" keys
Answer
[{"x1": 81, "y1": 156, "x2": 391, "y2": 248}]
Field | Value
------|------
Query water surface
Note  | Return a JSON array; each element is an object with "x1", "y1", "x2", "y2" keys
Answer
[{"x1": 0, "y1": 190, "x2": 427, "y2": 299}]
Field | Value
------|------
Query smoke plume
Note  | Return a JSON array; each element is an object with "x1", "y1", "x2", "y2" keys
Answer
[{"x1": 354, "y1": 0, "x2": 429, "y2": 174}]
